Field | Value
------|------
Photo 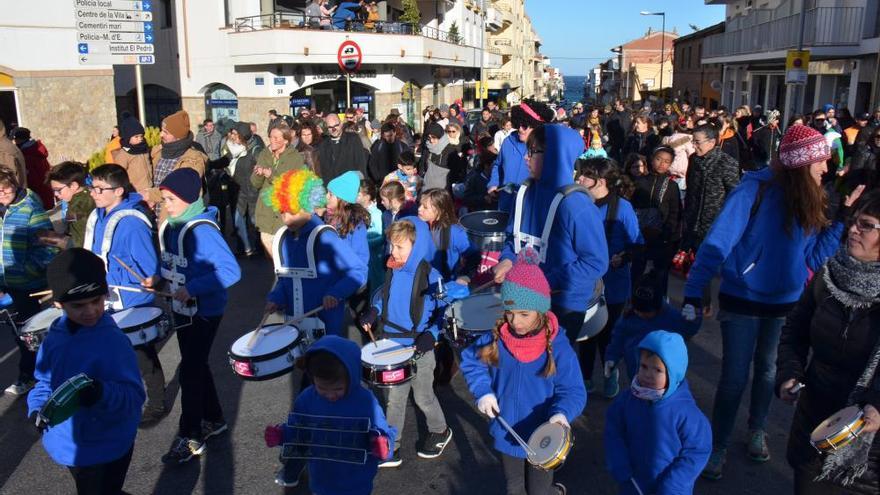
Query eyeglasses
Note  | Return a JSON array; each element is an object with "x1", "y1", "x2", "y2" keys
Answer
[
  {"x1": 528, "y1": 147, "x2": 544, "y2": 155},
  {"x1": 51, "y1": 185, "x2": 70, "y2": 194},
  {"x1": 0, "y1": 186, "x2": 15, "y2": 195},
  {"x1": 852, "y1": 218, "x2": 880, "y2": 233},
  {"x1": 89, "y1": 185, "x2": 119, "y2": 194}
]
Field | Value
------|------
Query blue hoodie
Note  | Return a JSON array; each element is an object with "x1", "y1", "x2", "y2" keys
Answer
[
  {"x1": 269, "y1": 215, "x2": 367, "y2": 335},
  {"x1": 89, "y1": 193, "x2": 160, "y2": 308},
  {"x1": 372, "y1": 218, "x2": 444, "y2": 343},
  {"x1": 460, "y1": 314, "x2": 587, "y2": 458},
  {"x1": 282, "y1": 336, "x2": 396, "y2": 495},
  {"x1": 332, "y1": 2, "x2": 361, "y2": 29},
  {"x1": 27, "y1": 313, "x2": 145, "y2": 467},
  {"x1": 501, "y1": 125, "x2": 609, "y2": 312},
  {"x1": 605, "y1": 331, "x2": 712, "y2": 495},
  {"x1": 597, "y1": 197, "x2": 644, "y2": 305},
  {"x1": 684, "y1": 167, "x2": 844, "y2": 309},
  {"x1": 161, "y1": 207, "x2": 241, "y2": 316},
  {"x1": 605, "y1": 304, "x2": 701, "y2": 379},
  {"x1": 488, "y1": 132, "x2": 529, "y2": 213},
  {"x1": 428, "y1": 223, "x2": 479, "y2": 280},
  {"x1": 335, "y1": 221, "x2": 370, "y2": 272}
]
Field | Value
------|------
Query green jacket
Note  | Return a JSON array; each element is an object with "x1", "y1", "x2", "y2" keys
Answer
[
  {"x1": 67, "y1": 189, "x2": 96, "y2": 248},
  {"x1": 251, "y1": 146, "x2": 306, "y2": 234},
  {"x1": 0, "y1": 189, "x2": 57, "y2": 290}
]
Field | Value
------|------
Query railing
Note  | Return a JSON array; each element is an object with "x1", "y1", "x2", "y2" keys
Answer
[
  {"x1": 493, "y1": 39, "x2": 512, "y2": 46},
  {"x1": 704, "y1": 7, "x2": 864, "y2": 58},
  {"x1": 488, "y1": 71, "x2": 510, "y2": 80},
  {"x1": 233, "y1": 13, "x2": 469, "y2": 46}
]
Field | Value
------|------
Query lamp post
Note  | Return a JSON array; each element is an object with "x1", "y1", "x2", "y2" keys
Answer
[{"x1": 640, "y1": 11, "x2": 666, "y2": 102}]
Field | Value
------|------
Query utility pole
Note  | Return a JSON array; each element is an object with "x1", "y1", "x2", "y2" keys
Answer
[
  {"x1": 479, "y1": 0, "x2": 485, "y2": 109},
  {"x1": 641, "y1": 11, "x2": 666, "y2": 102}
]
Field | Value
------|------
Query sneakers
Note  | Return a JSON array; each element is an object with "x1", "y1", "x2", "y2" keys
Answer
[
  {"x1": 5, "y1": 379, "x2": 34, "y2": 396},
  {"x1": 378, "y1": 450, "x2": 402, "y2": 468},
  {"x1": 274, "y1": 460, "x2": 304, "y2": 487},
  {"x1": 417, "y1": 428, "x2": 453, "y2": 458},
  {"x1": 201, "y1": 420, "x2": 229, "y2": 440},
  {"x1": 748, "y1": 429, "x2": 770, "y2": 462},
  {"x1": 554, "y1": 482, "x2": 567, "y2": 494},
  {"x1": 701, "y1": 448, "x2": 726, "y2": 480},
  {"x1": 161, "y1": 437, "x2": 206, "y2": 464},
  {"x1": 603, "y1": 368, "x2": 620, "y2": 399}
]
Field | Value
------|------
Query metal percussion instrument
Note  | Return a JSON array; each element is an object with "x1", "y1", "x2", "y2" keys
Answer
[
  {"x1": 810, "y1": 405, "x2": 866, "y2": 453},
  {"x1": 38, "y1": 373, "x2": 94, "y2": 427},
  {"x1": 281, "y1": 412, "x2": 373, "y2": 465},
  {"x1": 496, "y1": 415, "x2": 573, "y2": 471}
]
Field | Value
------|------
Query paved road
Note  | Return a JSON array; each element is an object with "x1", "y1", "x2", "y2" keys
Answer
[{"x1": 0, "y1": 256, "x2": 796, "y2": 494}]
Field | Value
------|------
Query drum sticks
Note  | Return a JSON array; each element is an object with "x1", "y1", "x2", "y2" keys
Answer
[
  {"x1": 112, "y1": 256, "x2": 148, "y2": 285},
  {"x1": 471, "y1": 280, "x2": 497, "y2": 294},
  {"x1": 246, "y1": 311, "x2": 275, "y2": 349},
  {"x1": 109, "y1": 285, "x2": 174, "y2": 298},
  {"x1": 496, "y1": 415, "x2": 537, "y2": 457}
]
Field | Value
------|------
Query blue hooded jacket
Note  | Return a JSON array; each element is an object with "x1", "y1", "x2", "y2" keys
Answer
[
  {"x1": 605, "y1": 304, "x2": 701, "y2": 379},
  {"x1": 269, "y1": 215, "x2": 367, "y2": 335},
  {"x1": 605, "y1": 331, "x2": 712, "y2": 495},
  {"x1": 684, "y1": 167, "x2": 844, "y2": 308},
  {"x1": 428, "y1": 223, "x2": 479, "y2": 280},
  {"x1": 597, "y1": 197, "x2": 644, "y2": 305},
  {"x1": 88, "y1": 193, "x2": 160, "y2": 309},
  {"x1": 488, "y1": 132, "x2": 529, "y2": 213},
  {"x1": 501, "y1": 125, "x2": 609, "y2": 312},
  {"x1": 27, "y1": 313, "x2": 145, "y2": 467},
  {"x1": 460, "y1": 314, "x2": 587, "y2": 458},
  {"x1": 332, "y1": 2, "x2": 361, "y2": 29},
  {"x1": 283, "y1": 336, "x2": 396, "y2": 495},
  {"x1": 161, "y1": 207, "x2": 241, "y2": 316},
  {"x1": 372, "y1": 218, "x2": 444, "y2": 344}
]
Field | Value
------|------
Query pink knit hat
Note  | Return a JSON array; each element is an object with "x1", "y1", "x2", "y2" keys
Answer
[
  {"x1": 777, "y1": 125, "x2": 831, "y2": 169},
  {"x1": 501, "y1": 249, "x2": 551, "y2": 313}
]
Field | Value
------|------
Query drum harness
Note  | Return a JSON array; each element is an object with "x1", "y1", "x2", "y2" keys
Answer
[
  {"x1": 159, "y1": 217, "x2": 220, "y2": 327},
  {"x1": 378, "y1": 260, "x2": 433, "y2": 353},
  {"x1": 272, "y1": 224, "x2": 333, "y2": 345}
]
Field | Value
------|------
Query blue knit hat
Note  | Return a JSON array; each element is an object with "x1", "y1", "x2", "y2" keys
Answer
[
  {"x1": 327, "y1": 171, "x2": 361, "y2": 204},
  {"x1": 501, "y1": 249, "x2": 551, "y2": 313},
  {"x1": 159, "y1": 168, "x2": 201, "y2": 203}
]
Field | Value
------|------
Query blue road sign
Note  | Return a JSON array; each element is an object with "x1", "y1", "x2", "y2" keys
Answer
[
  {"x1": 144, "y1": 23, "x2": 153, "y2": 32},
  {"x1": 78, "y1": 43, "x2": 89, "y2": 54},
  {"x1": 138, "y1": 55, "x2": 154, "y2": 64},
  {"x1": 145, "y1": 33, "x2": 153, "y2": 43},
  {"x1": 143, "y1": 1, "x2": 152, "y2": 10}
]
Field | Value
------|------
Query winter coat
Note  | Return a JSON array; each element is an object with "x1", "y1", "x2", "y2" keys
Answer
[
  {"x1": 195, "y1": 129, "x2": 222, "y2": 161},
  {"x1": 851, "y1": 144, "x2": 879, "y2": 173},
  {"x1": 147, "y1": 145, "x2": 207, "y2": 217},
  {"x1": 0, "y1": 135, "x2": 26, "y2": 188},
  {"x1": 421, "y1": 137, "x2": 456, "y2": 191},
  {"x1": 683, "y1": 147, "x2": 740, "y2": 248},
  {"x1": 368, "y1": 139, "x2": 409, "y2": 185},
  {"x1": 427, "y1": 223, "x2": 479, "y2": 281},
  {"x1": 230, "y1": 136, "x2": 263, "y2": 212},
  {"x1": 776, "y1": 267, "x2": 880, "y2": 493},
  {"x1": 606, "y1": 304, "x2": 701, "y2": 379},
  {"x1": 660, "y1": 132, "x2": 694, "y2": 181},
  {"x1": 111, "y1": 147, "x2": 153, "y2": 197},
  {"x1": 251, "y1": 146, "x2": 305, "y2": 234},
  {"x1": 606, "y1": 110, "x2": 633, "y2": 153},
  {"x1": 595, "y1": 196, "x2": 643, "y2": 305},
  {"x1": 65, "y1": 189, "x2": 95, "y2": 249},
  {"x1": 605, "y1": 331, "x2": 712, "y2": 495},
  {"x1": 631, "y1": 173, "x2": 682, "y2": 247},
  {"x1": 623, "y1": 130, "x2": 660, "y2": 158},
  {"x1": 317, "y1": 133, "x2": 368, "y2": 184},
  {"x1": 18, "y1": 139, "x2": 53, "y2": 208},
  {"x1": 488, "y1": 132, "x2": 529, "y2": 213},
  {"x1": 27, "y1": 313, "x2": 145, "y2": 467},
  {"x1": 0, "y1": 189, "x2": 56, "y2": 290}
]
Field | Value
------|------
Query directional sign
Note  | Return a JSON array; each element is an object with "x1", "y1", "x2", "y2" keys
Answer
[
  {"x1": 337, "y1": 40, "x2": 363, "y2": 73},
  {"x1": 74, "y1": 0, "x2": 155, "y2": 65}
]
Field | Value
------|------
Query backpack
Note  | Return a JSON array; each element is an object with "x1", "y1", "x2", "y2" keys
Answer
[
  {"x1": 379, "y1": 260, "x2": 433, "y2": 337},
  {"x1": 434, "y1": 225, "x2": 452, "y2": 280},
  {"x1": 635, "y1": 176, "x2": 669, "y2": 241}
]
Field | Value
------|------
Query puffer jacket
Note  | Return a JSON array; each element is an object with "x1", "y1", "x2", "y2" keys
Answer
[
  {"x1": 776, "y1": 267, "x2": 880, "y2": 493},
  {"x1": 683, "y1": 147, "x2": 740, "y2": 248}
]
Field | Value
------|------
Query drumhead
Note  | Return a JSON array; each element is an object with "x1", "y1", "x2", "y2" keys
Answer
[
  {"x1": 112, "y1": 307, "x2": 163, "y2": 331},
  {"x1": 362, "y1": 339, "x2": 414, "y2": 366},
  {"x1": 446, "y1": 293, "x2": 503, "y2": 332},
  {"x1": 460, "y1": 210, "x2": 509, "y2": 236},
  {"x1": 230, "y1": 324, "x2": 301, "y2": 359},
  {"x1": 22, "y1": 307, "x2": 64, "y2": 334},
  {"x1": 528, "y1": 422, "x2": 565, "y2": 462},
  {"x1": 812, "y1": 405, "x2": 864, "y2": 439}
]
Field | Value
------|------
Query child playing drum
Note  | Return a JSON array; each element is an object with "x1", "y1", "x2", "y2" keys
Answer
[
  {"x1": 460, "y1": 250, "x2": 586, "y2": 495},
  {"x1": 418, "y1": 188, "x2": 480, "y2": 284}
]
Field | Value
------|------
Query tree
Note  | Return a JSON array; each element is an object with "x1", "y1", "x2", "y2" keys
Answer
[
  {"x1": 448, "y1": 21, "x2": 461, "y2": 44},
  {"x1": 401, "y1": 0, "x2": 421, "y2": 27}
]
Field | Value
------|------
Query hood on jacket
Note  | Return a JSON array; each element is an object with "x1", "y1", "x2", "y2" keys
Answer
[
  {"x1": 19, "y1": 139, "x2": 47, "y2": 157},
  {"x1": 100, "y1": 192, "x2": 148, "y2": 217},
  {"x1": 536, "y1": 124, "x2": 582, "y2": 193},
  {"x1": 637, "y1": 330, "x2": 688, "y2": 401},
  {"x1": 305, "y1": 335, "x2": 361, "y2": 399},
  {"x1": 398, "y1": 217, "x2": 434, "y2": 274}
]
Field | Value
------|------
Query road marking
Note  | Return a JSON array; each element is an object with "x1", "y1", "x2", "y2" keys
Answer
[{"x1": 0, "y1": 347, "x2": 17, "y2": 366}]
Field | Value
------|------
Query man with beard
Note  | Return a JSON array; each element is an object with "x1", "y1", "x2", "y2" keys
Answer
[
  {"x1": 148, "y1": 110, "x2": 207, "y2": 222},
  {"x1": 317, "y1": 113, "x2": 368, "y2": 184}
]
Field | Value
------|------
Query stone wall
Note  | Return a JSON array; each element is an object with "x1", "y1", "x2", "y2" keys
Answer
[
  {"x1": 14, "y1": 70, "x2": 117, "y2": 163},
  {"x1": 180, "y1": 97, "x2": 206, "y2": 134},
  {"x1": 236, "y1": 97, "x2": 290, "y2": 139}
]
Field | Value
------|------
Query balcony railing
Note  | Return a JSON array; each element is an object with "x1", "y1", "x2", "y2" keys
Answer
[
  {"x1": 704, "y1": 7, "x2": 864, "y2": 59},
  {"x1": 488, "y1": 71, "x2": 510, "y2": 81}
]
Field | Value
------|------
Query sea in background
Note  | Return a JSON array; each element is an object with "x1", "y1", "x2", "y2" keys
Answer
[{"x1": 561, "y1": 75, "x2": 586, "y2": 105}]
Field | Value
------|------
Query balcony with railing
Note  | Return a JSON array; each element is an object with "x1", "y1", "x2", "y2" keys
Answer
[
  {"x1": 704, "y1": 7, "x2": 864, "y2": 61},
  {"x1": 487, "y1": 70, "x2": 511, "y2": 81},
  {"x1": 486, "y1": 7, "x2": 503, "y2": 32},
  {"x1": 229, "y1": 12, "x2": 480, "y2": 67},
  {"x1": 492, "y1": 38, "x2": 514, "y2": 56}
]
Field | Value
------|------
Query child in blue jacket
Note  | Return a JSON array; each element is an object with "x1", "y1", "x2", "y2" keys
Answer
[
  {"x1": 357, "y1": 180, "x2": 386, "y2": 294},
  {"x1": 605, "y1": 272, "x2": 701, "y2": 381},
  {"x1": 264, "y1": 336, "x2": 396, "y2": 495},
  {"x1": 325, "y1": 171, "x2": 372, "y2": 320},
  {"x1": 461, "y1": 251, "x2": 586, "y2": 495},
  {"x1": 28, "y1": 248, "x2": 145, "y2": 494},
  {"x1": 605, "y1": 331, "x2": 712, "y2": 495},
  {"x1": 418, "y1": 187, "x2": 480, "y2": 282}
]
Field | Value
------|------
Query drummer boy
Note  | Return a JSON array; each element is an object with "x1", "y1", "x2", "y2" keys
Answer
[{"x1": 27, "y1": 248, "x2": 145, "y2": 494}]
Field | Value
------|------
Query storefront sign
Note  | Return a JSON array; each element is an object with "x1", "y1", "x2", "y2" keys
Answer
[
  {"x1": 207, "y1": 99, "x2": 238, "y2": 107},
  {"x1": 314, "y1": 68, "x2": 377, "y2": 80},
  {"x1": 785, "y1": 50, "x2": 810, "y2": 85},
  {"x1": 290, "y1": 98, "x2": 311, "y2": 107},
  {"x1": 255, "y1": 77, "x2": 264, "y2": 86},
  {"x1": 352, "y1": 95, "x2": 372, "y2": 103},
  {"x1": 274, "y1": 77, "x2": 286, "y2": 85}
]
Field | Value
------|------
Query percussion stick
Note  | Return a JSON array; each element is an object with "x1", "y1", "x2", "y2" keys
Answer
[
  {"x1": 261, "y1": 305, "x2": 325, "y2": 337},
  {"x1": 365, "y1": 327, "x2": 377, "y2": 346},
  {"x1": 109, "y1": 284, "x2": 174, "y2": 299},
  {"x1": 39, "y1": 294, "x2": 53, "y2": 305},
  {"x1": 371, "y1": 341, "x2": 439, "y2": 358},
  {"x1": 471, "y1": 280, "x2": 496, "y2": 294},
  {"x1": 29, "y1": 289, "x2": 52, "y2": 298},
  {"x1": 496, "y1": 415, "x2": 536, "y2": 457},
  {"x1": 246, "y1": 311, "x2": 275, "y2": 349},
  {"x1": 112, "y1": 256, "x2": 147, "y2": 285}
]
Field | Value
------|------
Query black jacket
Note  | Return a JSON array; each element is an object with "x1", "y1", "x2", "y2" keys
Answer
[
  {"x1": 606, "y1": 110, "x2": 633, "y2": 152},
  {"x1": 622, "y1": 130, "x2": 660, "y2": 158},
  {"x1": 631, "y1": 173, "x2": 681, "y2": 246},
  {"x1": 683, "y1": 147, "x2": 740, "y2": 248},
  {"x1": 317, "y1": 133, "x2": 369, "y2": 184},
  {"x1": 776, "y1": 268, "x2": 880, "y2": 492},
  {"x1": 367, "y1": 139, "x2": 409, "y2": 184}
]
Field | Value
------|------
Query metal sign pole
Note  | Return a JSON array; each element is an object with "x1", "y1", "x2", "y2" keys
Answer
[
  {"x1": 135, "y1": 64, "x2": 147, "y2": 127},
  {"x1": 346, "y1": 72, "x2": 352, "y2": 110}
]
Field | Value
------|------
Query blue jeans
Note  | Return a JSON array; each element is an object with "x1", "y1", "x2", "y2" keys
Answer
[
  {"x1": 233, "y1": 208, "x2": 254, "y2": 253},
  {"x1": 711, "y1": 312, "x2": 784, "y2": 449}
]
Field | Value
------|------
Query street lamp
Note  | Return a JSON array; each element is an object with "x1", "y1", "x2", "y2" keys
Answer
[{"x1": 640, "y1": 10, "x2": 666, "y2": 102}]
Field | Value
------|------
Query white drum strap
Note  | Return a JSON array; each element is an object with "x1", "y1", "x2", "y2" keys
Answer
[
  {"x1": 84, "y1": 209, "x2": 153, "y2": 310},
  {"x1": 273, "y1": 224, "x2": 335, "y2": 316},
  {"x1": 512, "y1": 183, "x2": 565, "y2": 264},
  {"x1": 159, "y1": 218, "x2": 220, "y2": 315}
]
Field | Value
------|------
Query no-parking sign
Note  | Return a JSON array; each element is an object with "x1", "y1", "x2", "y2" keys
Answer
[{"x1": 337, "y1": 40, "x2": 362, "y2": 73}]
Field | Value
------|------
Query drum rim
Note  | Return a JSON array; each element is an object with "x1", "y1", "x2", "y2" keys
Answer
[
  {"x1": 361, "y1": 357, "x2": 416, "y2": 370},
  {"x1": 22, "y1": 308, "x2": 64, "y2": 333},
  {"x1": 113, "y1": 309, "x2": 164, "y2": 334},
  {"x1": 528, "y1": 422, "x2": 571, "y2": 466},
  {"x1": 460, "y1": 210, "x2": 509, "y2": 236},
  {"x1": 361, "y1": 365, "x2": 415, "y2": 387},
  {"x1": 811, "y1": 412, "x2": 866, "y2": 450},
  {"x1": 446, "y1": 293, "x2": 503, "y2": 332},
  {"x1": 230, "y1": 362, "x2": 295, "y2": 381},
  {"x1": 229, "y1": 324, "x2": 304, "y2": 362}
]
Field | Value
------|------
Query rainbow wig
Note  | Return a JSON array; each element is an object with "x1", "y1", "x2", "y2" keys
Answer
[{"x1": 261, "y1": 169, "x2": 327, "y2": 214}]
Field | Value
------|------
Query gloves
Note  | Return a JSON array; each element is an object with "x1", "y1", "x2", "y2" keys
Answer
[
  {"x1": 442, "y1": 281, "x2": 470, "y2": 301},
  {"x1": 33, "y1": 412, "x2": 49, "y2": 433},
  {"x1": 264, "y1": 424, "x2": 283, "y2": 448},
  {"x1": 681, "y1": 297, "x2": 701, "y2": 322},
  {"x1": 370, "y1": 433, "x2": 390, "y2": 460},
  {"x1": 549, "y1": 413, "x2": 569, "y2": 428},
  {"x1": 477, "y1": 394, "x2": 500, "y2": 418},
  {"x1": 604, "y1": 360, "x2": 616, "y2": 379},
  {"x1": 359, "y1": 307, "x2": 378, "y2": 328},
  {"x1": 78, "y1": 379, "x2": 103, "y2": 408},
  {"x1": 414, "y1": 331, "x2": 435, "y2": 353}
]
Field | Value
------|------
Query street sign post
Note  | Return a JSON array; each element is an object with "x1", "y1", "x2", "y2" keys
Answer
[
  {"x1": 337, "y1": 40, "x2": 363, "y2": 109},
  {"x1": 785, "y1": 50, "x2": 810, "y2": 85}
]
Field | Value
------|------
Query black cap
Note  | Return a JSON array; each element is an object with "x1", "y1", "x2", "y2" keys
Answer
[
  {"x1": 632, "y1": 272, "x2": 663, "y2": 313},
  {"x1": 12, "y1": 127, "x2": 30, "y2": 142},
  {"x1": 47, "y1": 248, "x2": 108, "y2": 303},
  {"x1": 425, "y1": 123, "x2": 445, "y2": 139},
  {"x1": 857, "y1": 112, "x2": 870, "y2": 121}
]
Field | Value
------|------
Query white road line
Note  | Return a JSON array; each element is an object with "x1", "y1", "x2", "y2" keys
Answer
[{"x1": 0, "y1": 346, "x2": 18, "y2": 366}]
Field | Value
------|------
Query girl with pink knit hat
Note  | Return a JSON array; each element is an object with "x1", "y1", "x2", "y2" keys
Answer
[{"x1": 460, "y1": 250, "x2": 586, "y2": 495}]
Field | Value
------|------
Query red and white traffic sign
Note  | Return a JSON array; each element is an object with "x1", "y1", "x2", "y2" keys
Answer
[{"x1": 337, "y1": 40, "x2": 362, "y2": 73}]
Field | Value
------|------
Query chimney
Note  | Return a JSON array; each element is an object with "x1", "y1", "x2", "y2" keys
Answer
[{"x1": 647, "y1": 27, "x2": 653, "y2": 36}]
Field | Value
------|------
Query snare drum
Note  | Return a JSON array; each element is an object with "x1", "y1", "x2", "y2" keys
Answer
[
  {"x1": 361, "y1": 339, "x2": 416, "y2": 388},
  {"x1": 444, "y1": 292, "x2": 503, "y2": 347},
  {"x1": 111, "y1": 307, "x2": 165, "y2": 347},
  {"x1": 20, "y1": 307, "x2": 64, "y2": 352},
  {"x1": 38, "y1": 373, "x2": 93, "y2": 427},
  {"x1": 229, "y1": 324, "x2": 305, "y2": 380},
  {"x1": 810, "y1": 405, "x2": 866, "y2": 453},
  {"x1": 576, "y1": 280, "x2": 608, "y2": 342},
  {"x1": 461, "y1": 210, "x2": 509, "y2": 286},
  {"x1": 527, "y1": 421, "x2": 573, "y2": 471}
]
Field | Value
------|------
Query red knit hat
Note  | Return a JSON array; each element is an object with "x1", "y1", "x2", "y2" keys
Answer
[
  {"x1": 501, "y1": 249, "x2": 551, "y2": 313},
  {"x1": 777, "y1": 125, "x2": 830, "y2": 169}
]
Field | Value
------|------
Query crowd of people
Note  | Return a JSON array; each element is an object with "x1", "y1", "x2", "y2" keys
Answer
[{"x1": 0, "y1": 91, "x2": 878, "y2": 495}]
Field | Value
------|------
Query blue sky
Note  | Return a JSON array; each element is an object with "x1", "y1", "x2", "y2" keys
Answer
[{"x1": 525, "y1": 0, "x2": 726, "y2": 76}]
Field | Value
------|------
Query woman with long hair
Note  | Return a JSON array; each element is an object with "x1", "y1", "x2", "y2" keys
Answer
[
  {"x1": 417, "y1": 188, "x2": 479, "y2": 282},
  {"x1": 623, "y1": 115, "x2": 660, "y2": 158},
  {"x1": 296, "y1": 122, "x2": 322, "y2": 176},
  {"x1": 684, "y1": 125, "x2": 866, "y2": 480}
]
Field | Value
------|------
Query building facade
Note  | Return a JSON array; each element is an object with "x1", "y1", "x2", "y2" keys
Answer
[
  {"x1": 485, "y1": 0, "x2": 544, "y2": 104},
  {"x1": 671, "y1": 22, "x2": 724, "y2": 109},
  {"x1": 615, "y1": 28, "x2": 679, "y2": 103}
]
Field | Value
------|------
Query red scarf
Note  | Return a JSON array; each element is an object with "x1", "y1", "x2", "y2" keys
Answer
[
  {"x1": 386, "y1": 257, "x2": 406, "y2": 270},
  {"x1": 499, "y1": 312, "x2": 559, "y2": 363}
]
